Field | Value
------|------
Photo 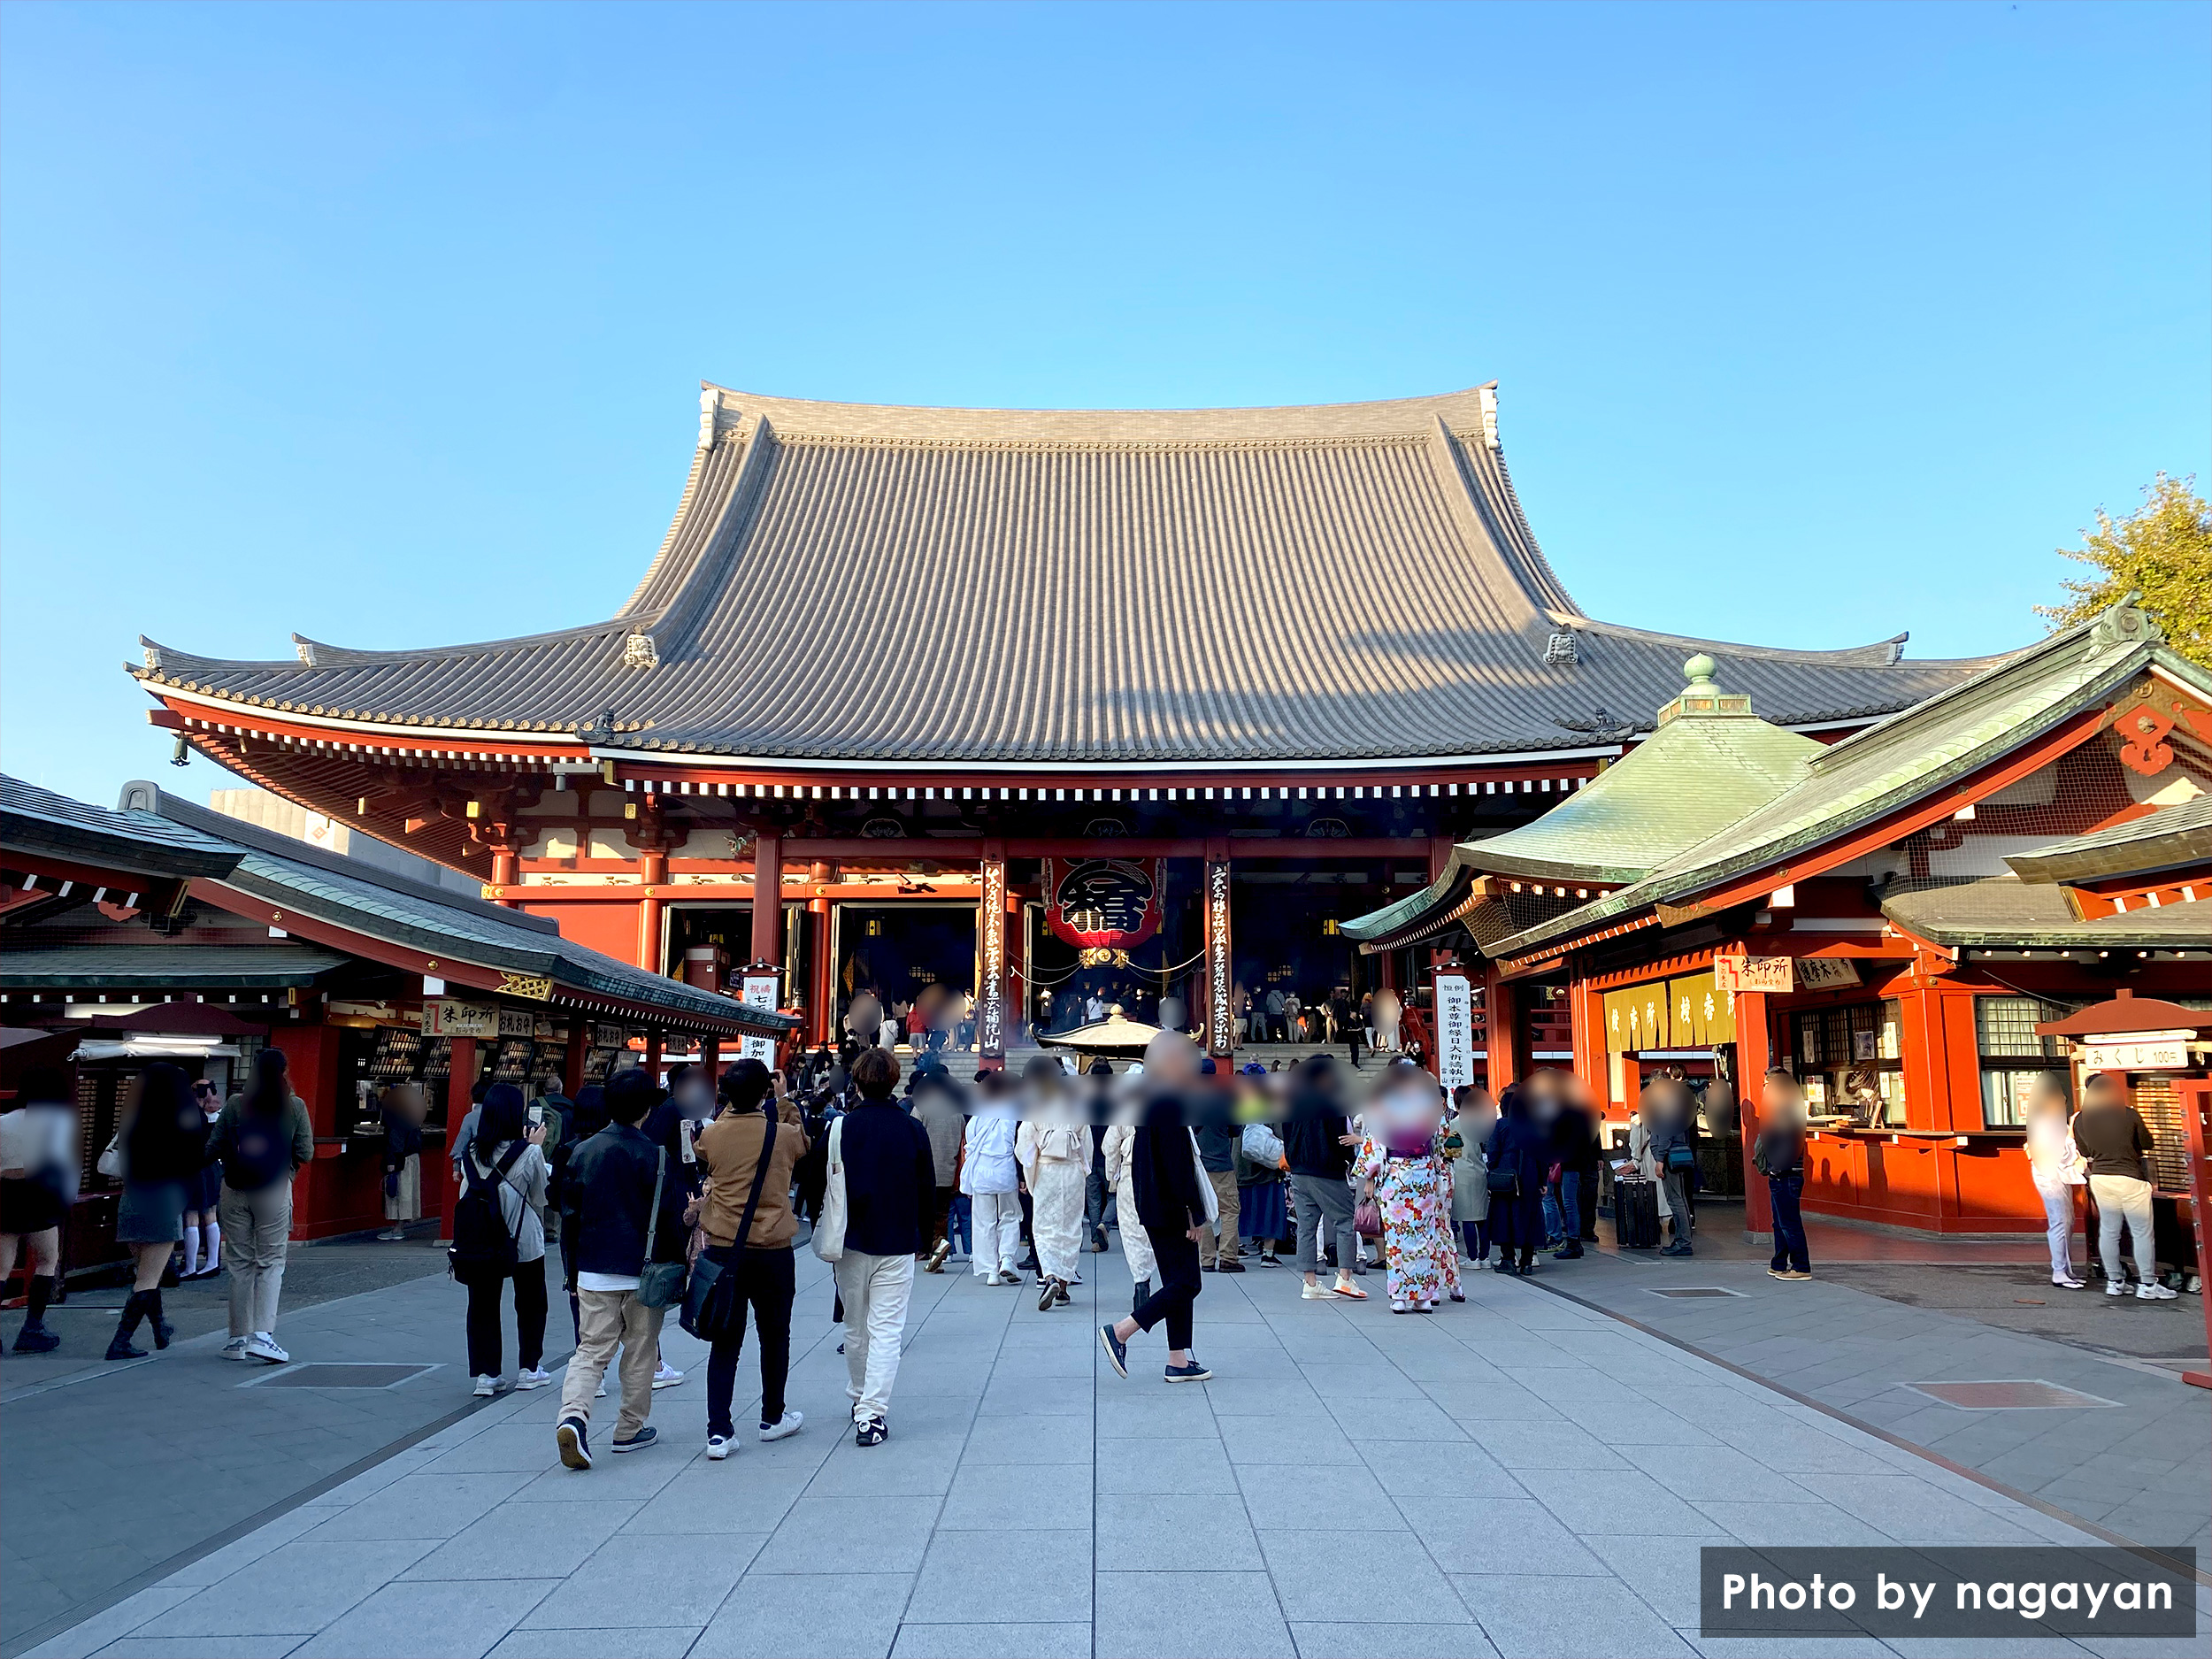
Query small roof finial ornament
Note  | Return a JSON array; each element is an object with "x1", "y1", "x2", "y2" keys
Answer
[
  {"x1": 1544, "y1": 629, "x2": 1579, "y2": 667},
  {"x1": 622, "y1": 629, "x2": 659, "y2": 671},
  {"x1": 2086, "y1": 592, "x2": 2162, "y2": 660},
  {"x1": 294, "y1": 636, "x2": 319, "y2": 667},
  {"x1": 698, "y1": 389, "x2": 719, "y2": 451},
  {"x1": 1478, "y1": 383, "x2": 1501, "y2": 452},
  {"x1": 1657, "y1": 652, "x2": 1751, "y2": 725}
]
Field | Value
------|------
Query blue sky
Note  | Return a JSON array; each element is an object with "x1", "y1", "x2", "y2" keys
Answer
[{"x1": 4, "y1": 1, "x2": 2206, "y2": 805}]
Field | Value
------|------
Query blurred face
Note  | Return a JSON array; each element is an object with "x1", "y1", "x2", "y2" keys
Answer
[
  {"x1": 1142, "y1": 1030, "x2": 1198, "y2": 1086},
  {"x1": 1759, "y1": 1076, "x2": 1802, "y2": 1123}
]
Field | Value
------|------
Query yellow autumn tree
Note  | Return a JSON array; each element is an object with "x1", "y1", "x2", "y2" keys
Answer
[{"x1": 2039, "y1": 473, "x2": 2211, "y2": 666}]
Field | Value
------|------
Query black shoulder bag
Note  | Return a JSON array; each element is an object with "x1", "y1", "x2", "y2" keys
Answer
[{"x1": 680, "y1": 1116, "x2": 776, "y2": 1341}]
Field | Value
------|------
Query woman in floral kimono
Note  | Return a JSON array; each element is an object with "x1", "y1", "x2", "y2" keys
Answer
[{"x1": 1357, "y1": 1069, "x2": 1459, "y2": 1312}]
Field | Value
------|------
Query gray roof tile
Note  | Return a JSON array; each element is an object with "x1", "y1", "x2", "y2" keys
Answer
[{"x1": 134, "y1": 387, "x2": 1988, "y2": 765}]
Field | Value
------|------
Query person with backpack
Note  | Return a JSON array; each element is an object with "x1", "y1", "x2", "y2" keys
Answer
[
  {"x1": 208, "y1": 1049, "x2": 314, "y2": 1363},
  {"x1": 690, "y1": 1060, "x2": 808, "y2": 1457},
  {"x1": 556, "y1": 1068, "x2": 688, "y2": 1470},
  {"x1": 453, "y1": 1085, "x2": 551, "y2": 1394}
]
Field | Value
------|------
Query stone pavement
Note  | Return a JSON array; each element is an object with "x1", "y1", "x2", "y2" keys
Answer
[
  {"x1": 1, "y1": 1241, "x2": 570, "y2": 1655},
  {"x1": 16, "y1": 1239, "x2": 2207, "y2": 1659}
]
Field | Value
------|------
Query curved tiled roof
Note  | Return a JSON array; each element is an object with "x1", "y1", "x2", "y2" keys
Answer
[{"x1": 134, "y1": 385, "x2": 1990, "y2": 765}]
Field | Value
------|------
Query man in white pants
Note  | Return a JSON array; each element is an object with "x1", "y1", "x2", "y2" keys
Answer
[
  {"x1": 2071, "y1": 1073, "x2": 2176, "y2": 1300},
  {"x1": 823, "y1": 1048, "x2": 938, "y2": 1445},
  {"x1": 961, "y1": 1090, "x2": 1023, "y2": 1285}
]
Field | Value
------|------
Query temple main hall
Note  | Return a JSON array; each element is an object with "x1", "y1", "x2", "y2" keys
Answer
[{"x1": 131, "y1": 384, "x2": 1984, "y2": 1062}]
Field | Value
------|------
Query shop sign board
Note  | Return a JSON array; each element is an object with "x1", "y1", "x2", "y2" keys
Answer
[
  {"x1": 1715, "y1": 955, "x2": 1793, "y2": 995},
  {"x1": 1795, "y1": 957, "x2": 1863, "y2": 990},
  {"x1": 2079, "y1": 1033, "x2": 2193, "y2": 1072},
  {"x1": 422, "y1": 999, "x2": 498, "y2": 1039},
  {"x1": 497, "y1": 1008, "x2": 536, "y2": 1039},
  {"x1": 738, "y1": 974, "x2": 780, "y2": 1065},
  {"x1": 592, "y1": 1022, "x2": 630, "y2": 1050},
  {"x1": 1433, "y1": 972, "x2": 1477, "y2": 1091}
]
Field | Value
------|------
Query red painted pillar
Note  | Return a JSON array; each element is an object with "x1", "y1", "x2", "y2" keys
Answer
[
  {"x1": 562, "y1": 1023, "x2": 588, "y2": 1098},
  {"x1": 434, "y1": 1035, "x2": 478, "y2": 1240},
  {"x1": 270, "y1": 1021, "x2": 342, "y2": 1240},
  {"x1": 1484, "y1": 964, "x2": 1521, "y2": 1095},
  {"x1": 808, "y1": 899, "x2": 833, "y2": 1047},
  {"x1": 750, "y1": 833, "x2": 782, "y2": 990},
  {"x1": 1736, "y1": 991, "x2": 1773, "y2": 1234}
]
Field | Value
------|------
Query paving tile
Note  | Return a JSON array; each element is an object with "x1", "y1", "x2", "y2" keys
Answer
[
  {"x1": 132, "y1": 1540, "x2": 434, "y2": 1637},
  {"x1": 290, "y1": 1578, "x2": 557, "y2": 1658},
  {"x1": 1452, "y1": 1573, "x2": 1698, "y2": 1658},
  {"x1": 692, "y1": 1571, "x2": 912, "y2": 1659},
  {"x1": 87, "y1": 1641, "x2": 310, "y2": 1659},
  {"x1": 890, "y1": 1623, "x2": 1093, "y2": 1658},
  {"x1": 1512, "y1": 1465, "x2": 1727, "y2": 1536},
  {"x1": 1361, "y1": 1440, "x2": 1525, "y2": 1497},
  {"x1": 1260, "y1": 1530, "x2": 1467, "y2": 1622},
  {"x1": 521, "y1": 1532, "x2": 757, "y2": 1628},
  {"x1": 938, "y1": 1463, "x2": 1094, "y2": 1532},
  {"x1": 486, "y1": 1629, "x2": 700, "y2": 1659},
  {"x1": 619, "y1": 1466, "x2": 815, "y2": 1534},
  {"x1": 1688, "y1": 1499, "x2": 1896, "y2": 1548},
  {"x1": 903, "y1": 1529, "x2": 1092, "y2": 1623},
  {"x1": 400, "y1": 1499, "x2": 641, "y2": 1580},
  {"x1": 751, "y1": 1494, "x2": 944, "y2": 1572},
  {"x1": 1096, "y1": 1492, "x2": 1257, "y2": 1570},
  {"x1": 18, "y1": 1587, "x2": 196, "y2": 1659},
  {"x1": 1464, "y1": 1419, "x2": 1632, "y2": 1471},
  {"x1": 1097, "y1": 1435, "x2": 1240, "y2": 1495},
  {"x1": 1289, "y1": 1622, "x2": 1502, "y2": 1657},
  {"x1": 957, "y1": 1414, "x2": 1094, "y2": 1465},
  {"x1": 1097, "y1": 1393, "x2": 1219, "y2": 1439},
  {"x1": 1094, "y1": 1570, "x2": 1292, "y2": 1659},
  {"x1": 1412, "y1": 1500, "x2": 1609, "y2": 1576},
  {"x1": 306, "y1": 1471, "x2": 539, "y2": 1540}
]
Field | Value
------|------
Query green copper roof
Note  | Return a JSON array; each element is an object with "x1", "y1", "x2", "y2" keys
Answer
[
  {"x1": 1486, "y1": 603, "x2": 2212, "y2": 960},
  {"x1": 1340, "y1": 657, "x2": 1820, "y2": 943},
  {"x1": 1883, "y1": 876, "x2": 2212, "y2": 950},
  {"x1": 2006, "y1": 792, "x2": 2212, "y2": 887}
]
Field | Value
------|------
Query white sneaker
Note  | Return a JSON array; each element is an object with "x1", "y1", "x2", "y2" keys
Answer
[
  {"x1": 651, "y1": 1363, "x2": 684, "y2": 1390},
  {"x1": 2106, "y1": 1281, "x2": 2126, "y2": 1296},
  {"x1": 2137, "y1": 1282, "x2": 2178, "y2": 1300},
  {"x1": 595, "y1": 1379, "x2": 607, "y2": 1398},
  {"x1": 513, "y1": 1368, "x2": 552, "y2": 1391},
  {"x1": 244, "y1": 1333, "x2": 288, "y2": 1363},
  {"x1": 472, "y1": 1375, "x2": 498, "y2": 1397},
  {"x1": 760, "y1": 1409, "x2": 804, "y2": 1441},
  {"x1": 221, "y1": 1337, "x2": 253, "y2": 1361},
  {"x1": 1301, "y1": 1283, "x2": 1333, "y2": 1300},
  {"x1": 705, "y1": 1434, "x2": 733, "y2": 1461}
]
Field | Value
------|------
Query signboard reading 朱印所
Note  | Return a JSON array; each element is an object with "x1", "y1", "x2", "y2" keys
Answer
[{"x1": 1714, "y1": 955, "x2": 1793, "y2": 995}]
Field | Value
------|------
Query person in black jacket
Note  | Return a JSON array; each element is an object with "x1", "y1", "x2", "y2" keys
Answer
[
  {"x1": 1548, "y1": 1085, "x2": 1601, "y2": 1261},
  {"x1": 1485, "y1": 1082, "x2": 1551, "y2": 1276},
  {"x1": 1101, "y1": 1033, "x2": 1214, "y2": 1384},
  {"x1": 1284, "y1": 1056, "x2": 1364, "y2": 1301},
  {"x1": 1751, "y1": 1069, "x2": 1810, "y2": 1279},
  {"x1": 831, "y1": 1047, "x2": 938, "y2": 1446},
  {"x1": 555, "y1": 1068, "x2": 687, "y2": 1470},
  {"x1": 107, "y1": 1063, "x2": 210, "y2": 1361}
]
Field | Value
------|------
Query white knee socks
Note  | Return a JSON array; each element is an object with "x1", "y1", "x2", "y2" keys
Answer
[
  {"x1": 204, "y1": 1218, "x2": 221, "y2": 1274},
  {"x1": 182, "y1": 1230, "x2": 202, "y2": 1277}
]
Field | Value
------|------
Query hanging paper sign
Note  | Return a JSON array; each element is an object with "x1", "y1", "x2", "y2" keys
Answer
[
  {"x1": 1714, "y1": 955, "x2": 1793, "y2": 994},
  {"x1": 1433, "y1": 972, "x2": 1478, "y2": 1091},
  {"x1": 1043, "y1": 857, "x2": 1165, "y2": 950},
  {"x1": 2079, "y1": 1034, "x2": 2193, "y2": 1072},
  {"x1": 738, "y1": 973, "x2": 780, "y2": 1066}
]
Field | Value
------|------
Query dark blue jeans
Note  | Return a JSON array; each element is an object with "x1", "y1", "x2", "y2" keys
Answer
[
  {"x1": 1559, "y1": 1172, "x2": 1585, "y2": 1243},
  {"x1": 1768, "y1": 1173, "x2": 1809, "y2": 1272},
  {"x1": 1460, "y1": 1219, "x2": 1490, "y2": 1262}
]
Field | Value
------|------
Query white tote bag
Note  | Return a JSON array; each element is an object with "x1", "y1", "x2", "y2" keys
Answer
[
  {"x1": 1189, "y1": 1128, "x2": 1219, "y2": 1225},
  {"x1": 811, "y1": 1117, "x2": 849, "y2": 1263}
]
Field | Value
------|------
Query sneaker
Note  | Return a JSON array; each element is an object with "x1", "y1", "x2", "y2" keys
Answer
[
  {"x1": 12, "y1": 1323, "x2": 59, "y2": 1353},
  {"x1": 1217, "y1": 1259, "x2": 1246, "y2": 1274},
  {"x1": 855, "y1": 1416, "x2": 888, "y2": 1448},
  {"x1": 2106, "y1": 1281, "x2": 2127, "y2": 1296},
  {"x1": 1164, "y1": 1358, "x2": 1213, "y2": 1383},
  {"x1": 245, "y1": 1333, "x2": 289, "y2": 1363},
  {"x1": 1054, "y1": 1279, "x2": 1072, "y2": 1307},
  {"x1": 557, "y1": 1417, "x2": 593, "y2": 1470},
  {"x1": 925, "y1": 1239, "x2": 951, "y2": 1272},
  {"x1": 611, "y1": 1426, "x2": 658, "y2": 1454},
  {"x1": 651, "y1": 1363, "x2": 684, "y2": 1390},
  {"x1": 376, "y1": 1228, "x2": 405, "y2": 1241},
  {"x1": 1038, "y1": 1278, "x2": 1061, "y2": 1313},
  {"x1": 706, "y1": 1434, "x2": 733, "y2": 1461},
  {"x1": 2053, "y1": 1275, "x2": 2086, "y2": 1290},
  {"x1": 595, "y1": 1378, "x2": 608, "y2": 1397},
  {"x1": 1780, "y1": 1270, "x2": 1814, "y2": 1281},
  {"x1": 2137, "y1": 1282, "x2": 2178, "y2": 1301},
  {"x1": 1329, "y1": 1279, "x2": 1367, "y2": 1300},
  {"x1": 1202, "y1": 1261, "x2": 1217, "y2": 1273},
  {"x1": 760, "y1": 1409, "x2": 804, "y2": 1441},
  {"x1": 514, "y1": 1368, "x2": 552, "y2": 1391},
  {"x1": 1099, "y1": 1323, "x2": 1129, "y2": 1378},
  {"x1": 1258, "y1": 1254, "x2": 1281, "y2": 1267},
  {"x1": 220, "y1": 1337, "x2": 253, "y2": 1362},
  {"x1": 472, "y1": 1375, "x2": 498, "y2": 1397},
  {"x1": 1301, "y1": 1282, "x2": 1333, "y2": 1301}
]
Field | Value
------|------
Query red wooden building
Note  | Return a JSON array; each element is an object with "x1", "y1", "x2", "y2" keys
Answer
[
  {"x1": 126, "y1": 385, "x2": 1981, "y2": 1060},
  {"x1": 1348, "y1": 602, "x2": 2212, "y2": 1240}
]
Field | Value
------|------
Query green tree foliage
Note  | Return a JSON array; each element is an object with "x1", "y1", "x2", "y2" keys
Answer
[{"x1": 2039, "y1": 473, "x2": 2211, "y2": 666}]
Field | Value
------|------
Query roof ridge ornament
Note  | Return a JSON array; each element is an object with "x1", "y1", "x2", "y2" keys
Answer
[
  {"x1": 1657, "y1": 653, "x2": 1755, "y2": 724},
  {"x1": 2086, "y1": 593, "x2": 2161, "y2": 660},
  {"x1": 698, "y1": 389, "x2": 721, "y2": 451},
  {"x1": 292, "y1": 635, "x2": 319, "y2": 667},
  {"x1": 1478, "y1": 383, "x2": 1501, "y2": 451},
  {"x1": 622, "y1": 629, "x2": 659, "y2": 671},
  {"x1": 1543, "y1": 629, "x2": 1578, "y2": 667}
]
